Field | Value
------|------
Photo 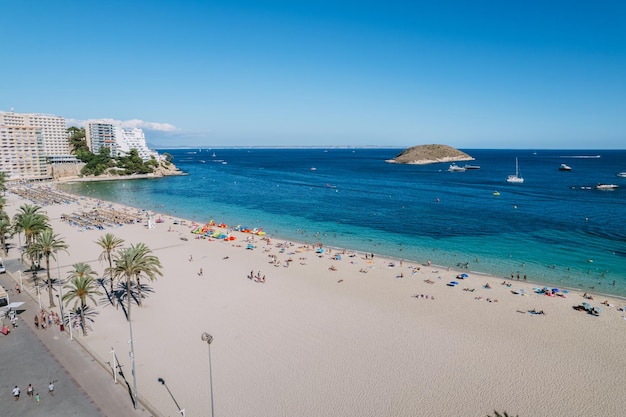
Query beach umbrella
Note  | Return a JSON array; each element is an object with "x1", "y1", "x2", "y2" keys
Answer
[
  {"x1": 448, "y1": 281, "x2": 459, "y2": 286},
  {"x1": 460, "y1": 273, "x2": 469, "y2": 278}
]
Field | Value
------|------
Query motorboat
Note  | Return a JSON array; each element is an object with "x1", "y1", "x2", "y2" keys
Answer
[
  {"x1": 617, "y1": 172, "x2": 626, "y2": 178},
  {"x1": 448, "y1": 164, "x2": 466, "y2": 172},
  {"x1": 595, "y1": 184, "x2": 618, "y2": 190},
  {"x1": 463, "y1": 164, "x2": 481, "y2": 170},
  {"x1": 493, "y1": 191, "x2": 501, "y2": 196},
  {"x1": 559, "y1": 164, "x2": 572, "y2": 171},
  {"x1": 506, "y1": 158, "x2": 524, "y2": 183}
]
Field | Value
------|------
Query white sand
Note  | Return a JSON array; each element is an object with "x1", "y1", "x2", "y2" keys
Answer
[{"x1": 4, "y1": 185, "x2": 626, "y2": 416}]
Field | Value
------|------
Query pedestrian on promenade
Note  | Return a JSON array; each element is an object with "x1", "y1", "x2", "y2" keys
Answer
[
  {"x1": 27, "y1": 384, "x2": 34, "y2": 398},
  {"x1": 13, "y1": 385, "x2": 20, "y2": 400},
  {"x1": 34, "y1": 315, "x2": 39, "y2": 329},
  {"x1": 36, "y1": 393, "x2": 40, "y2": 404},
  {"x1": 48, "y1": 382, "x2": 55, "y2": 396}
]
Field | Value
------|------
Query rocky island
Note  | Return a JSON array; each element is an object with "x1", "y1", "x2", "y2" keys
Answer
[{"x1": 385, "y1": 144, "x2": 475, "y2": 165}]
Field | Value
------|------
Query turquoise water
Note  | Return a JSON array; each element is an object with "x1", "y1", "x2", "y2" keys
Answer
[{"x1": 58, "y1": 148, "x2": 626, "y2": 297}]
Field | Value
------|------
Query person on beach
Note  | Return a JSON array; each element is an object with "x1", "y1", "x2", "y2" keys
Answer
[
  {"x1": 198, "y1": 268, "x2": 203, "y2": 276},
  {"x1": 27, "y1": 384, "x2": 34, "y2": 398},
  {"x1": 13, "y1": 386, "x2": 20, "y2": 401}
]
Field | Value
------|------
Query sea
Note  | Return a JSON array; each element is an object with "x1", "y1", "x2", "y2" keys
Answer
[{"x1": 57, "y1": 148, "x2": 626, "y2": 298}]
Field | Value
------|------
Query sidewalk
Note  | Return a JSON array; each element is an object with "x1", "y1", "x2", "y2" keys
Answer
[{"x1": 1, "y1": 261, "x2": 158, "y2": 417}]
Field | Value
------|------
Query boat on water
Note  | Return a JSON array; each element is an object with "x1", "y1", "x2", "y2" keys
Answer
[
  {"x1": 448, "y1": 164, "x2": 466, "y2": 172},
  {"x1": 463, "y1": 164, "x2": 481, "y2": 170},
  {"x1": 311, "y1": 167, "x2": 317, "y2": 171},
  {"x1": 493, "y1": 191, "x2": 501, "y2": 196},
  {"x1": 559, "y1": 164, "x2": 572, "y2": 171},
  {"x1": 595, "y1": 184, "x2": 618, "y2": 190},
  {"x1": 617, "y1": 172, "x2": 626, "y2": 178},
  {"x1": 506, "y1": 158, "x2": 524, "y2": 183}
]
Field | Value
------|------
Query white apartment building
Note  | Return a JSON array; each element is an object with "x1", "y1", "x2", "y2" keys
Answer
[
  {"x1": 0, "y1": 125, "x2": 49, "y2": 181},
  {"x1": 86, "y1": 121, "x2": 157, "y2": 161},
  {"x1": 0, "y1": 111, "x2": 71, "y2": 158}
]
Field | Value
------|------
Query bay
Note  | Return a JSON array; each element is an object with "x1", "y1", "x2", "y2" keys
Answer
[{"x1": 58, "y1": 148, "x2": 626, "y2": 298}]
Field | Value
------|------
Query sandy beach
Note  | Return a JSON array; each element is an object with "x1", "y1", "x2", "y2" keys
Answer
[{"x1": 4, "y1": 184, "x2": 626, "y2": 416}]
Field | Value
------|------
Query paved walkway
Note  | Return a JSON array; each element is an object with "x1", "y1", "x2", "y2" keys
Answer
[{"x1": 1, "y1": 260, "x2": 157, "y2": 417}]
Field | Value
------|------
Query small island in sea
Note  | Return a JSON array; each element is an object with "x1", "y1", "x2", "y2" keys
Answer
[{"x1": 385, "y1": 144, "x2": 475, "y2": 165}]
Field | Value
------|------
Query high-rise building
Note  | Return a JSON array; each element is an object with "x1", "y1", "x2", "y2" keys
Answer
[
  {"x1": 0, "y1": 125, "x2": 48, "y2": 181},
  {"x1": 85, "y1": 121, "x2": 117, "y2": 157},
  {"x1": 0, "y1": 111, "x2": 73, "y2": 161},
  {"x1": 86, "y1": 121, "x2": 157, "y2": 161}
]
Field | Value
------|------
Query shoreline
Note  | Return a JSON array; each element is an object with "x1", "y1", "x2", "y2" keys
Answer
[
  {"x1": 3, "y1": 184, "x2": 626, "y2": 416},
  {"x1": 53, "y1": 176, "x2": 626, "y2": 301}
]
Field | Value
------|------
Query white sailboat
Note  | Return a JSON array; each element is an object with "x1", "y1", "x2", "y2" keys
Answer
[{"x1": 506, "y1": 158, "x2": 524, "y2": 183}]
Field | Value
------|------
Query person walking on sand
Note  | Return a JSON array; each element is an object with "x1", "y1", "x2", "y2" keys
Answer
[
  {"x1": 13, "y1": 385, "x2": 20, "y2": 401},
  {"x1": 198, "y1": 268, "x2": 203, "y2": 276}
]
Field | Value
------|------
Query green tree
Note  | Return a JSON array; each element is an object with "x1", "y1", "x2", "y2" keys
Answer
[
  {"x1": 67, "y1": 126, "x2": 88, "y2": 155},
  {"x1": 110, "y1": 243, "x2": 163, "y2": 320},
  {"x1": 0, "y1": 171, "x2": 7, "y2": 195},
  {"x1": 12, "y1": 204, "x2": 49, "y2": 263},
  {"x1": 27, "y1": 230, "x2": 69, "y2": 307},
  {"x1": 95, "y1": 233, "x2": 125, "y2": 304},
  {"x1": 0, "y1": 212, "x2": 10, "y2": 256},
  {"x1": 62, "y1": 262, "x2": 102, "y2": 336}
]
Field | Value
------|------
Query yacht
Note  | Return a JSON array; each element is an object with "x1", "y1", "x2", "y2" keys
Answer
[
  {"x1": 595, "y1": 184, "x2": 618, "y2": 190},
  {"x1": 448, "y1": 164, "x2": 466, "y2": 172},
  {"x1": 559, "y1": 164, "x2": 572, "y2": 171},
  {"x1": 506, "y1": 158, "x2": 524, "y2": 183}
]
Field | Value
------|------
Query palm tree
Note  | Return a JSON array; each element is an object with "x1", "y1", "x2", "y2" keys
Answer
[
  {"x1": 27, "y1": 230, "x2": 69, "y2": 307},
  {"x1": 95, "y1": 233, "x2": 125, "y2": 305},
  {"x1": 62, "y1": 262, "x2": 102, "y2": 336},
  {"x1": 12, "y1": 204, "x2": 49, "y2": 263},
  {"x1": 0, "y1": 212, "x2": 10, "y2": 256},
  {"x1": 111, "y1": 243, "x2": 163, "y2": 320}
]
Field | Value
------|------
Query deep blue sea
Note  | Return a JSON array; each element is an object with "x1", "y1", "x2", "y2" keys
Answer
[{"x1": 58, "y1": 148, "x2": 626, "y2": 297}]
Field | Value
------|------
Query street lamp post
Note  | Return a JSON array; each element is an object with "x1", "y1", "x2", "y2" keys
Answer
[
  {"x1": 157, "y1": 377, "x2": 185, "y2": 416},
  {"x1": 129, "y1": 318, "x2": 137, "y2": 409},
  {"x1": 56, "y1": 251, "x2": 65, "y2": 332},
  {"x1": 201, "y1": 332, "x2": 215, "y2": 417}
]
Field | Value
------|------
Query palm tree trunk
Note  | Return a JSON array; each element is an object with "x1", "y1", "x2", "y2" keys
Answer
[
  {"x1": 108, "y1": 255, "x2": 116, "y2": 308},
  {"x1": 136, "y1": 276, "x2": 143, "y2": 307},
  {"x1": 46, "y1": 256, "x2": 56, "y2": 307},
  {"x1": 126, "y1": 276, "x2": 132, "y2": 321},
  {"x1": 80, "y1": 302, "x2": 87, "y2": 336}
]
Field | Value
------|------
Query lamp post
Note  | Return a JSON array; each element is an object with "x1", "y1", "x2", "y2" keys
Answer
[
  {"x1": 33, "y1": 271, "x2": 41, "y2": 309},
  {"x1": 56, "y1": 251, "x2": 65, "y2": 332},
  {"x1": 201, "y1": 332, "x2": 215, "y2": 417},
  {"x1": 129, "y1": 318, "x2": 137, "y2": 408},
  {"x1": 157, "y1": 377, "x2": 185, "y2": 416}
]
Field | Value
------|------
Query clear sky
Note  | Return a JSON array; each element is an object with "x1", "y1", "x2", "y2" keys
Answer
[{"x1": 1, "y1": 1, "x2": 625, "y2": 148}]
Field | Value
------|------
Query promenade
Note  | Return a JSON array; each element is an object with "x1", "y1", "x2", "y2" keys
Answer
[{"x1": 0, "y1": 257, "x2": 156, "y2": 417}]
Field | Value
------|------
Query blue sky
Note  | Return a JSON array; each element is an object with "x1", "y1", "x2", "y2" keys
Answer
[{"x1": 1, "y1": 1, "x2": 624, "y2": 148}]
